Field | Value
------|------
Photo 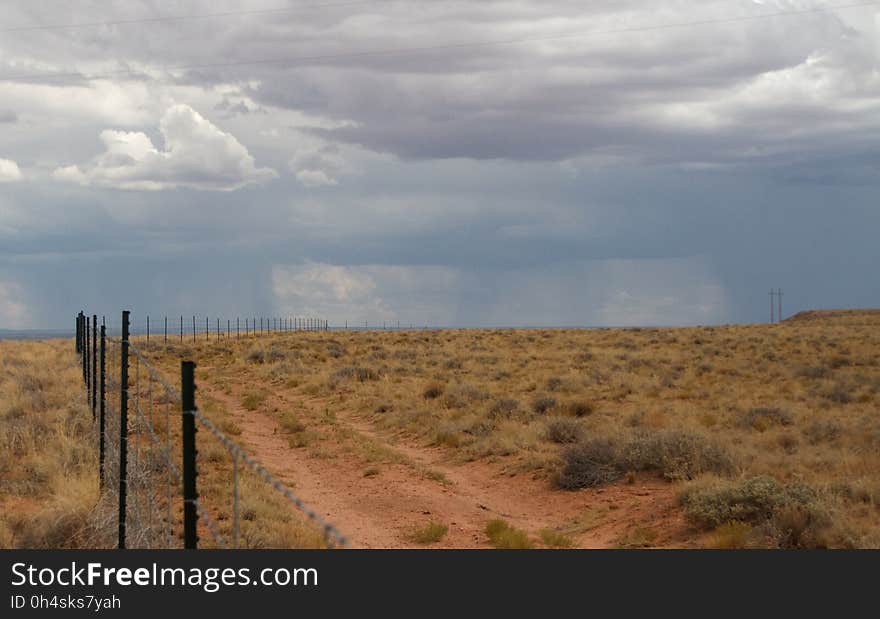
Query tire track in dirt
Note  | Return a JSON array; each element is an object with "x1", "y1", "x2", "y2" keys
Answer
[{"x1": 200, "y1": 379, "x2": 692, "y2": 548}]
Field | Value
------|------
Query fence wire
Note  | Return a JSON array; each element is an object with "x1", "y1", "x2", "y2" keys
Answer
[{"x1": 86, "y1": 316, "x2": 345, "y2": 549}]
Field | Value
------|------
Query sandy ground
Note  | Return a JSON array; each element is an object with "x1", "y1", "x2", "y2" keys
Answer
[{"x1": 201, "y1": 377, "x2": 694, "y2": 549}]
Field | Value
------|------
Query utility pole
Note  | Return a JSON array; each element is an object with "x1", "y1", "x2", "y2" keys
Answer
[
  {"x1": 769, "y1": 289, "x2": 775, "y2": 323},
  {"x1": 778, "y1": 288, "x2": 783, "y2": 322}
]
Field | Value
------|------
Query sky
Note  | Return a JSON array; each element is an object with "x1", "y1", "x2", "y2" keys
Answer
[{"x1": 1, "y1": 0, "x2": 879, "y2": 329}]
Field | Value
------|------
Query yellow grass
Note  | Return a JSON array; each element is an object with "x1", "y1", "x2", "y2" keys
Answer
[
  {"x1": 3, "y1": 309, "x2": 879, "y2": 548},
  {"x1": 0, "y1": 339, "x2": 99, "y2": 547},
  {"x1": 141, "y1": 309, "x2": 879, "y2": 547}
]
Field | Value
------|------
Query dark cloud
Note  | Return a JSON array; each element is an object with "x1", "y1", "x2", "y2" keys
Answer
[{"x1": 0, "y1": 1, "x2": 879, "y2": 328}]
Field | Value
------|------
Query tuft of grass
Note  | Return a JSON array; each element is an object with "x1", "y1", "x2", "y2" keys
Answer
[
  {"x1": 241, "y1": 391, "x2": 266, "y2": 411},
  {"x1": 279, "y1": 413, "x2": 306, "y2": 434},
  {"x1": 219, "y1": 419, "x2": 243, "y2": 436},
  {"x1": 363, "y1": 466, "x2": 381, "y2": 478},
  {"x1": 485, "y1": 519, "x2": 534, "y2": 549},
  {"x1": 539, "y1": 529, "x2": 574, "y2": 548},
  {"x1": 423, "y1": 469, "x2": 449, "y2": 484},
  {"x1": 405, "y1": 521, "x2": 449, "y2": 544},
  {"x1": 615, "y1": 526, "x2": 658, "y2": 548},
  {"x1": 709, "y1": 521, "x2": 752, "y2": 549}
]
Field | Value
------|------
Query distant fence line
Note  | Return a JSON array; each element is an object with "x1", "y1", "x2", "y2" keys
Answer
[
  {"x1": 92, "y1": 315, "x2": 427, "y2": 341},
  {"x1": 142, "y1": 315, "x2": 328, "y2": 342},
  {"x1": 74, "y1": 310, "x2": 346, "y2": 549}
]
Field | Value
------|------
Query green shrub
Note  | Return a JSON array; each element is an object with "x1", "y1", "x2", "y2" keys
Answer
[
  {"x1": 621, "y1": 429, "x2": 735, "y2": 481},
  {"x1": 679, "y1": 476, "x2": 823, "y2": 542}
]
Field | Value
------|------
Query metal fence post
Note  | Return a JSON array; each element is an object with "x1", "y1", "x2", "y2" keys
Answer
[
  {"x1": 181, "y1": 360, "x2": 198, "y2": 549},
  {"x1": 84, "y1": 316, "x2": 89, "y2": 387},
  {"x1": 99, "y1": 324, "x2": 106, "y2": 488},
  {"x1": 118, "y1": 310, "x2": 130, "y2": 549},
  {"x1": 92, "y1": 315, "x2": 97, "y2": 420},
  {"x1": 83, "y1": 316, "x2": 95, "y2": 394}
]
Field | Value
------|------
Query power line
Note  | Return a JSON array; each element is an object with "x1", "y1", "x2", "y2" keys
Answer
[
  {"x1": 1, "y1": 1, "x2": 876, "y2": 83},
  {"x1": 0, "y1": 0, "x2": 389, "y2": 34}
]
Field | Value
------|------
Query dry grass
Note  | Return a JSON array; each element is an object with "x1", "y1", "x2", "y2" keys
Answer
[
  {"x1": 6, "y1": 308, "x2": 879, "y2": 548},
  {"x1": 405, "y1": 521, "x2": 449, "y2": 544},
  {"x1": 485, "y1": 519, "x2": 534, "y2": 549},
  {"x1": 0, "y1": 339, "x2": 101, "y2": 547},
  {"x1": 138, "y1": 310, "x2": 880, "y2": 548}
]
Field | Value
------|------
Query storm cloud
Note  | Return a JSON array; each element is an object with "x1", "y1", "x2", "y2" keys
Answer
[{"x1": 1, "y1": 1, "x2": 878, "y2": 328}]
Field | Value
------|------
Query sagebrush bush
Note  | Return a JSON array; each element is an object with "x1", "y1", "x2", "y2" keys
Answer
[
  {"x1": 532, "y1": 396, "x2": 557, "y2": 414},
  {"x1": 679, "y1": 476, "x2": 821, "y2": 532},
  {"x1": 620, "y1": 429, "x2": 735, "y2": 481},
  {"x1": 567, "y1": 400, "x2": 594, "y2": 417},
  {"x1": 330, "y1": 366, "x2": 380, "y2": 385},
  {"x1": 544, "y1": 418, "x2": 583, "y2": 444},
  {"x1": 739, "y1": 407, "x2": 793, "y2": 430},
  {"x1": 555, "y1": 438, "x2": 622, "y2": 489},
  {"x1": 555, "y1": 429, "x2": 734, "y2": 489},
  {"x1": 246, "y1": 345, "x2": 287, "y2": 364},
  {"x1": 422, "y1": 381, "x2": 445, "y2": 399},
  {"x1": 488, "y1": 398, "x2": 519, "y2": 419},
  {"x1": 796, "y1": 365, "x2": 831, "y2": 380},
  {"x1": 442, "y1": 383, "x2": 488, "y2": 408}
]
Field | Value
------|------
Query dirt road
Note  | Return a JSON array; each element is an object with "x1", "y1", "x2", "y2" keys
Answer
[{"x1": 201, "y1": 379, "x2": 691, "y2": 548}]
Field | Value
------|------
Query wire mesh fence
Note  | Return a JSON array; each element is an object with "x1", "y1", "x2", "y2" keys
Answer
[{"x1": 75, "y1": 310, "x2": 346, "y2": 549}]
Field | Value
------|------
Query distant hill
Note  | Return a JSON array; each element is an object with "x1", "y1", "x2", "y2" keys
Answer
[{"x1": 784, "y1": 309, "x2": 880, "y2": 325}]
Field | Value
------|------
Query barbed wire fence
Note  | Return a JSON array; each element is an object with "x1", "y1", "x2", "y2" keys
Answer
[{"x1": 74, "y1": 310, "x2": 347, "y2": 549}]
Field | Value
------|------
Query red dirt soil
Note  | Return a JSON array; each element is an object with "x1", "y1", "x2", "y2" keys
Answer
[{"x1": 201, "y1": 380, "x2": 695, "y2": 549}]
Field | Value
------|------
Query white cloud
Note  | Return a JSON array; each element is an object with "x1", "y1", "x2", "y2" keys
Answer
[
  {"x1": 53, "y1": 104, "x2": 278, "y2": 191},
  {"x1": 272, "y1": 262, "x2": 458, "y2": 324},
  {"x1": 0, "y1": 281, "x2": 27, "y2": 328},
  {"x1": 0, "y1": 159, "x2": 22, "y2": 183},
  {"x1": 289, "y1": 143, "x2": 354, "y2": 188}
]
